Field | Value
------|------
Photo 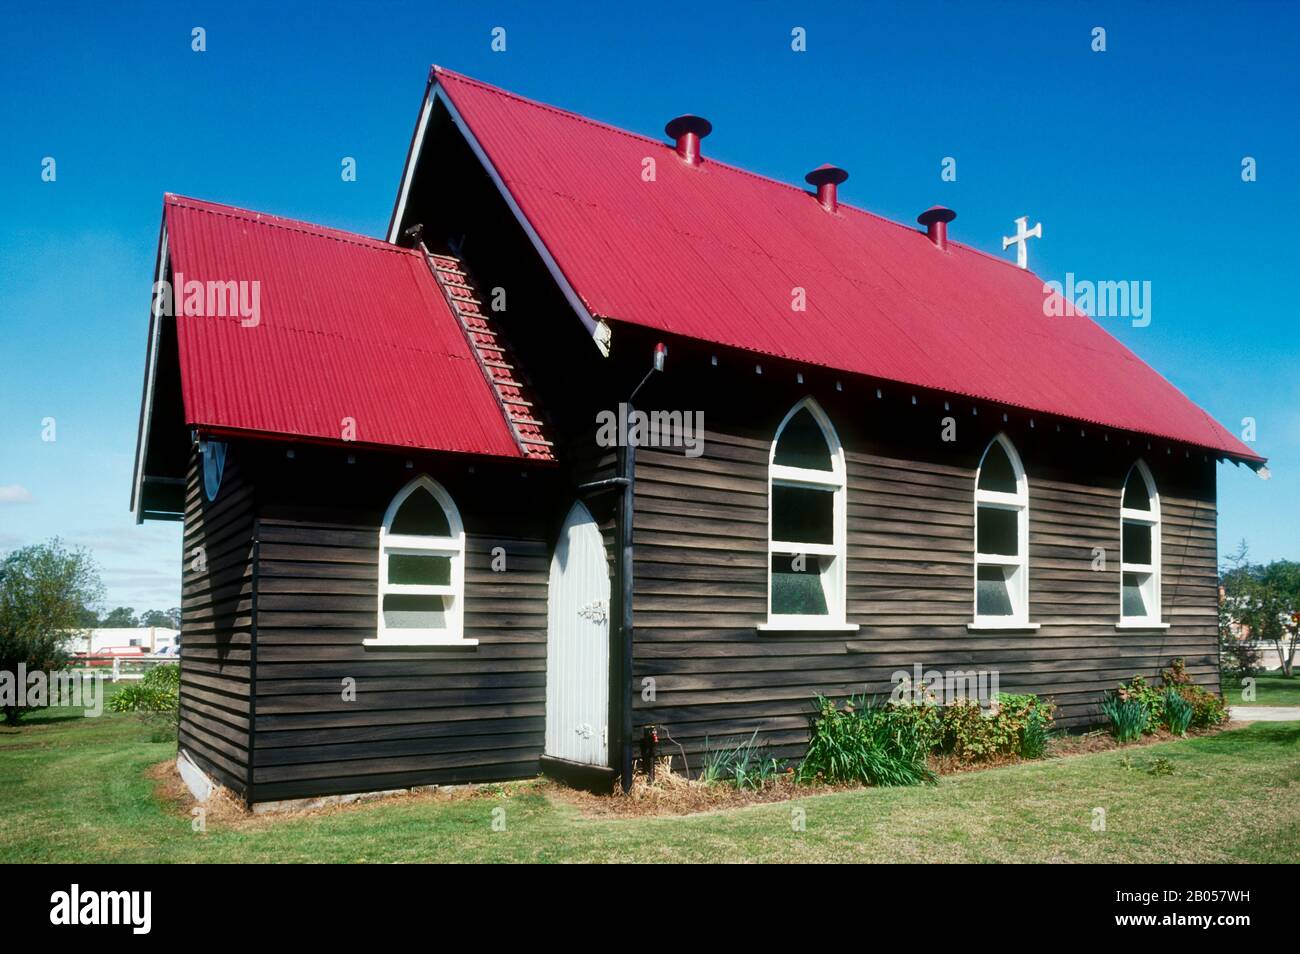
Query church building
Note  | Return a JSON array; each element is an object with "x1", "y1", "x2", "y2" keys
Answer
[{"x1": 131, "y1": 67, "x2": 1265, "y2": 806}]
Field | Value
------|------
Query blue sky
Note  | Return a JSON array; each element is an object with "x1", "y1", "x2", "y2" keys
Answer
[{"x1": 1, "y1": 1, "x2": 1296, "y2": 611}]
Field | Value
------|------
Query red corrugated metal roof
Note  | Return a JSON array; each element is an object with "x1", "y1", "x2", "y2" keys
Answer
[
  {"x1": 433, "y1": 67, "x2": 1262, "y2": 463},
  {"x1": 162, "y1": 194, "x2": 526, "y2": 459}
]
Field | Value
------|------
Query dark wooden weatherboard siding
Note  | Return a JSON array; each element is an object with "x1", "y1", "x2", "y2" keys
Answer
[
  {"x1": 243, "y1": 445, "x2": 560, "y2": 803},
  {"x1": 626, "y1": 340, "x2": 1220, "y2": 770},
  {"x1": 179, "y1": 445, "x2": 256, "y2": 798}
]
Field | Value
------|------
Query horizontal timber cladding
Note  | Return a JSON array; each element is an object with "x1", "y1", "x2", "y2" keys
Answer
[
  {"x1": 243, "y1": 443, "x2": 563, "y2": 803},
  {"x1": 626, "y1": 341, "x2": 1220, "y2": 770},
  {"x1": 180, "y1": 444, "x2": 256, "y2": 799}
]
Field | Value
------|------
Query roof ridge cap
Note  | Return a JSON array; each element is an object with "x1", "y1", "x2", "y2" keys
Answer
[{"x1": 433, "y1": 66, "x2": 665, "y2": 150}]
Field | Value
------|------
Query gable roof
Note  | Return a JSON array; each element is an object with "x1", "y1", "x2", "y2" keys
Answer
[
  {"x1": 424, "y1": 67, "x2": 1262, "y2": 464},
  {"x1": 155, "y1": 194, "x2": 531, "y2": 459}
]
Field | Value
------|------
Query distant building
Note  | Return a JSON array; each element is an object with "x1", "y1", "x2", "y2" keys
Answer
[{"x1": 66, "y1": 628, "x2": 179, "y2": 655}]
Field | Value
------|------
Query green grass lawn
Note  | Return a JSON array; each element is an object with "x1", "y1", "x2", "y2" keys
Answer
[
  {"x1": 2, "y1": 698, "x2": 1297, "y2": 863},
  {"x1": 1221, "y1": 672, "x2": 1300, "y2": 707}
]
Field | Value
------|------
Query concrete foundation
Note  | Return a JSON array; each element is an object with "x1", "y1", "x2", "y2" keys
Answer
[{"x1": 176, "y1": 749, "x2": 215, "y2": 803}]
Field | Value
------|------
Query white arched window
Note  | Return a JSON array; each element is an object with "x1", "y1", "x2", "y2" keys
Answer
[
  {"x1": 1119, "y1": 460, "x2": 1163, "y2": 626},
  {"x1": 761, "y1": 399, "x2": 854, "y2": 631},
  {"x1": 972, "y1": 434, "x2": 1033, "y2": 627},
  {"x1": 366, "y1": 475, "x2": 472, "y2": 647}
]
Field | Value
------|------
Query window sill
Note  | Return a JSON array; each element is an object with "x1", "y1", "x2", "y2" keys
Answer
[
  {"x1": 363, "y1": 636, "x2": 479, "y2": 648},
  {"x1": 967, "y1": 622, "x2": 1041, "y2": 632},
  {"x1": 758, "y1": 621, "x2": 861, "y2": 633},
  {"x1": 1115, "y1": 621, "x2": 1171, "y2": 631}
]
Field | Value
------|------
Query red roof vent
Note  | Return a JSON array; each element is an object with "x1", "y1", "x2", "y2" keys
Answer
[
  {"x1": 665, "y1": 115, "x2": 712, "y2": 166},
  {"x1": 917, "y1": 205, "x2": 956, "y2": 250},
  {"x1": 805, "y1": 164, "x2": 848, "y2": 213}
]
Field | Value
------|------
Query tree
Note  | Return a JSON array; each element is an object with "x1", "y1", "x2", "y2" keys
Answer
[
  {"x1": 0, "y1": 540, "x2": 103, "y2": 723},
  {"x1": 139, "y1": 609, "x2": 173, "y2": 628},
  {"x1": 1256, "y1": 561, "x2": 1300, "y2": 677},
  {"x1": 1219, "y1": 541, "x2": 1261, "y2": 680},
  {"x1": 1221, "y1": 549, "x2": 1300, "y2": 679},
  {"x1": 100, "y1": 606, "x2": 138, "y2": 628}
]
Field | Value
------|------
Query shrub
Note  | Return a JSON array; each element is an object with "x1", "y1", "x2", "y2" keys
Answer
[
  {"x1": 1100, "y1": 692, "x2": 1148, "y2": 743},
  {"x1": 1163, "y1": 687, "x2": 1193, "y2": 736},
  {"x1": 937, "y1": 693, "x2": 1055, "y2": 763},
  {"x1": 1112, "y1": 660, "x2": 1229, "y2": 735},
  {"x1": 700, "y1": 731, "x2": 782, "y2": 790},
  {"x1": 143, "y1": 661, "x2": 180, "y2": 692},
  {"x1": 1189, "y1": 691, "x2": 1228, "y2": 728},
  {"x1": 109, "y1": 663, "x2": 180, "y2": 737},
  {"x1": 1115, "y1": 674, "x2": 1164, "y2": 733},
  {"x1": 797, "y1": 695, "x2": 936, "y2": 787},
  {"x1": 1160, "y1": 658, "x2": 1229, "y2": 728}
]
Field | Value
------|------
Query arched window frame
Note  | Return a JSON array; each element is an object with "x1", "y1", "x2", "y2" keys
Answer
[
  {"x1": 971, "y1": 434, "x2": 1036, "y2": 629},
  {"x1": 759, "y1": 398, "x2": 856, "y2": 632},
  {"x1": 1118, "y1": 460, "x2": 1165, "y2": 628},
  {"x1": 366, "y1": 475, "x2": 473, "y2": 647}
]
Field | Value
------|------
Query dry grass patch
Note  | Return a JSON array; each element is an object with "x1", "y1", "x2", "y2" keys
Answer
[
  {"x1": 146, "y1": 757, "x2": 545, "y2": 832},
  {"x1": 551, "y1": 758, "x2": 857, "y2": 818}
]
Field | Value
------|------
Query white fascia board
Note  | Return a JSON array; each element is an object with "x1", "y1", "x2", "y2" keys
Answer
[
  {"x1": 130, "y1": 222, "x2": 169, "y2": 523},
  {"x1": 386, "y1": 91, "x2": 434, "y2": 245}
]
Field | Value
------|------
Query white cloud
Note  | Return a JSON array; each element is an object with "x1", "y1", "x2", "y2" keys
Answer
[{"x1": 0, "y1": 485, "x2": 34, "y2": 503}]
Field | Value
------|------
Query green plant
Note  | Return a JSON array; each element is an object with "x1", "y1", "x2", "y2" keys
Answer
[
  {"x1": 108, "y1": 664, "x2": 180, "y2": 739},
  {"x1": 1147, "y1": 757, "x2": 1175, "y2": 777},
  {"x1": 145, "y1": 661, "x2": 179, "y2": 690},
  {"x1": 797, "y1": 695, "x2": 936, "y2": 787},
  {"x1": 937, "y1": 693, "x2": 1055, "y2": 763},
  {"x1": 1115, "y1": 674, "x2": 1164, "y2": 733},
  {"x1": 700, "y1": 731, "x2": 782, "y2": 790},
  {"x1": 1163, "y1": 687, "x2": 1193, "y2": 736},
  {"x1": 1160, "y1": 658, "x2": 1229, "y2": 728},
  {"x1": 1020, "y1": 705, "x2": 1052, "y2": 759},
  {"x1": 1188, "y1": 690, "x2": 1229, "y2": 728},
  {"x1": 1100, "y1": 692, "x2": 1148, "y2": 743},
  {"x1": 1112, "y1": 660, "x2": 1229, "y2": 736},
  {"x1": 1117, "y1": 753, "x2": 1174, "y2": 776}
]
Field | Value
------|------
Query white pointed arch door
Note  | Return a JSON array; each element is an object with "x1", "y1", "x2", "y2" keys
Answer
[{"x1": 545, "y1": 501, "x2": 611, "y2": 766}]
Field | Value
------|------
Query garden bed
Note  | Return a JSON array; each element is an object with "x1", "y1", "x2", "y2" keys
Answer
[
  {"x1": 144, "y1": 663, "x2": 1238, "y2": 824},
  {"x1": 552, "y1": 721, "x2": 1237, "y2": 819}
]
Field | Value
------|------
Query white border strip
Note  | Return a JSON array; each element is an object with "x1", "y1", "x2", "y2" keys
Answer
[
  {"x1": 387, "y1": 95, "x2": 433, "y2": 245},
  {"x1": 130, "y1": 223, "x2": 169, "y2": 523}
]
